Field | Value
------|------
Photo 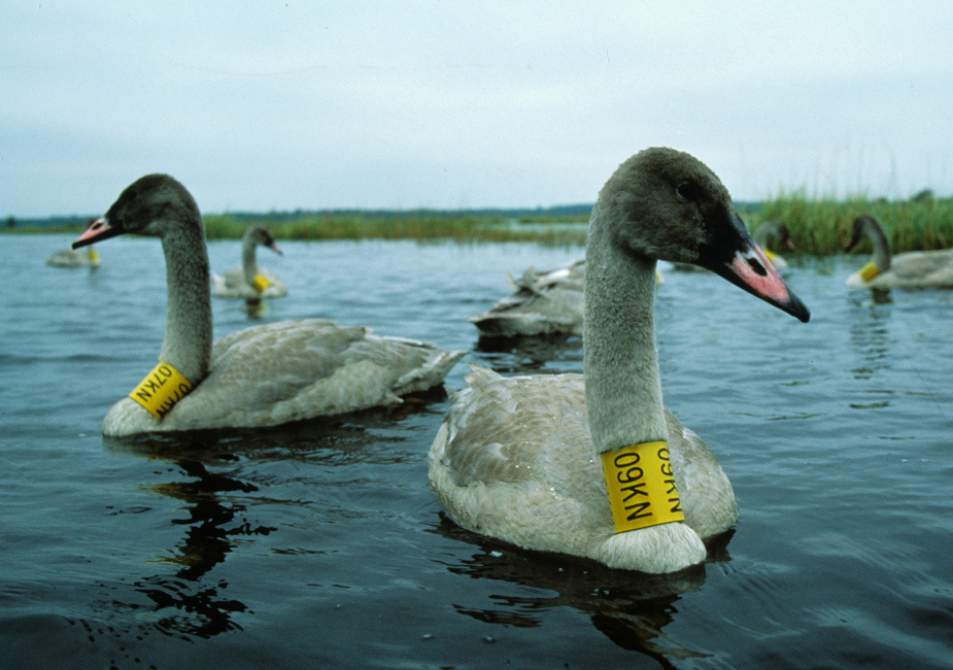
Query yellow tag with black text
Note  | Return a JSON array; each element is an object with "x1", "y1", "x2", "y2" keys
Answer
[
  {"x1": 251, "y1": 274, "x2": 271, "y2": 293},
  {"x1": 129, "y1": 363, "x2": 193, "y2": 419},
  {"x1": 859, "y1": 262, "x2": 880, "y2": 282},
  {"x1": 600, "y1": 441, "x2": 685, "y2": 533}
]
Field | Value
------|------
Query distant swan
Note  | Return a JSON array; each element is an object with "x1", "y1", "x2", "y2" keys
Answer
[
  {"x1": 46, "y1": 245, "x2": 100, "y2": 268},
  {"x1": 845, "y1": 214, "x2": 953, "y2": 289},
  {"x1": 468, "y1": 258, "x2": 586, "y2": 337},
  {"x1": 430, "y1": 147, "x2": 810, "y2": 574},
  {"x1": 468, "y1": 259, "x2": 665, "y2": 338},
  {"x1": 211, "y1": 225, "x2": 288, "y2": 300},
  {"x1": 72, "y1": 174, "x2": 465, "y2": 437}
]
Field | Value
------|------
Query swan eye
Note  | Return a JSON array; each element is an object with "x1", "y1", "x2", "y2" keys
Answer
[{"x1": 676, "y1": 182, "x2": 698, "y2": 202}]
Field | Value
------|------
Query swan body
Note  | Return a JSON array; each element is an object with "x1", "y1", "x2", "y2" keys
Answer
[
  {"x1": 46, "y1": 245, "x2": 100, "y2": 268},
  {"x1": 845, "y1": 215, "x2": 953, "y2": 289},
  {"x1": 468, "y1": 259, "x2": 586, "y2": 337},
  {"x1": 212, "y1": 226, "x2": 288, "y2": 299},
  {"x1": 430, "y1": 147, "x2": 810, "y2": 573},
  {"x1": 72, "y1": 174, "x2": 464, "y2": 437}
]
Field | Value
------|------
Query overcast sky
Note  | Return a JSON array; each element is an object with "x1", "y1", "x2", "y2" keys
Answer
[{"x1": 3, "y1": 2, "x2": 952, "y2": 218}]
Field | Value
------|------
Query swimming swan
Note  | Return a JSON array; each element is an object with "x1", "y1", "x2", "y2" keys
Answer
[
  {"x1": 467, "y1": 259, "x2": 664, "y2": 338},
  {"x1": 46, "y1": 245, "x2": 100, "y2": 268},
  {"x1": 211, "y1": 225, "x2": 288, "y2": 300},
  {"x1": 468, "y1": 259, "x2": 586, "y2": 337},
  {"x1": 429, "y1": 147, "x2": 810, "y2": 574},
  {"x1": 845, "y1": 214, "x2": 953, "y2": 289},
  {"x1": 72, "y1": 174, "x2": 465, "y2": 437}
]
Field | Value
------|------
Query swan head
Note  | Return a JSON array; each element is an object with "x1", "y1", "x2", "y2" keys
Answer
[
  {"x1": 246, "y1": 225, "x2": 283, "y2": 256},
  {"x1": 72, "y1": 174, "x2": 201, "y2": 248},
  {"x1": 596, "y1": 147, "x2": 810, "y2": 322}
]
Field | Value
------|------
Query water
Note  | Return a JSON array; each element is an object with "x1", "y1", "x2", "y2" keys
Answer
[{"x1": 2, "y1": 234, "x2": 951, "y2": 669}]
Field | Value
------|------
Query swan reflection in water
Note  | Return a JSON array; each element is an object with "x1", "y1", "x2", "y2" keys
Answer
[
  {"x1": 104, "y1": 434, "x2": 273, "y2": 640},
  {"x1": 430, "y1": 515, "x2": 734, "y2": 669}
]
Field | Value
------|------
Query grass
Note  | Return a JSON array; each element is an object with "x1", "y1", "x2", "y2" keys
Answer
[
  {"x1": 202, "y1": 213, "x2": 588, "y2": 245},
  {"x1": 752, "y1": 190, "x2": 953, "y2": 256},
  {"x1": 8, "y1": 192, "x2": 953, "y2": 255}
]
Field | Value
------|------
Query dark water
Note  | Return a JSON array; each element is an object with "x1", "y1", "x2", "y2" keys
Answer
[{"x1": 2, "y1": 235, "x2": 951, "y2": 669}]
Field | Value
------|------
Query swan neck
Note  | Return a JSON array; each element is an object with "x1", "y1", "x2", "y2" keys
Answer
[
  {"x1": 866, "y1": 220, "x2": 892, "y2": 271},
  {"x1": 158, "y1": 218, "x2": 212, "y2": 384},
  {"x1": 584, "y1": 212, "x2": 666, "y2": 456},
  {"x1": 242, "y1": 236, "x2": 260, "y2": 285}
]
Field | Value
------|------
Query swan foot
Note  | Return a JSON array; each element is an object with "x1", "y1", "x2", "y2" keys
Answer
[{"x1": 596, "y1": 522, "x2": 706, "y2": 574}]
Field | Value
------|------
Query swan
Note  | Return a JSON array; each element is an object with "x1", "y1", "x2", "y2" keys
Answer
[
  {"x1": 752, "y1": 220, "x2": 794, "y2": 269},
  {"x1": 671, "y1": 220, "x2": 793, "y2": 272},
  {"x1": 468, "y1": 259, "x2": 664, "y2": 338},
  {"x1": 845, "y1": 214, "x2": 953, "y2": 288},
  {"x1": 468, "y1": 258, "x2": 586, "y2": 337},
  {"x1": 211, "y1": 225, "x2": 288, "y2": 300},
  {"x1": 46, "y1": 245, "x2": 100, "y2": 268},
  {"x1": 429, "y1": 147, "x2": 810, "y2": 574},
  {"x1": 71, "y1": 174, "x2": 465, "y2": 437}
]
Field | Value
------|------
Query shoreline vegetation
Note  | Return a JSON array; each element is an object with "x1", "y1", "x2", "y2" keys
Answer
[{"x1": 7, "y1": 191, "x2": 952, "y2": 255}]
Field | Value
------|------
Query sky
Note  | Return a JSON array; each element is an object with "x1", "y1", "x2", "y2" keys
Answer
[{"x1": 3, "y1": 1, "x2": 953, "y2": 218}]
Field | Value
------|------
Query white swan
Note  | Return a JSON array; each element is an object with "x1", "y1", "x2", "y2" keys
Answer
[
  {"x1": 429, "y1": 147, "x2": 810, "y2": 574},
  {"x1": 468, "y1": 258, "x2": 586, "y2": 337},
  {"x1": 845, "y1": 214, "x2": 953, "y2": 289},
  {"x1": 211, "y1": 225, "x2": 288, "y2": 300},
  {"x1": 46, "y1": 245, "x2": 100, "y2": 268},
  {"x1": 72, "y1": 174, "x2": 465, "y2": 437}
]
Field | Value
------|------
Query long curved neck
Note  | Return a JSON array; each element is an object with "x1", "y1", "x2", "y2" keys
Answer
[
  {"x1": 158, "y1": 217, "x2": 212, "y2": 385},
  {"x1": 865, "y1": 220, "x2": 892, "y2": 271},
  {"x1": 584, "y1": 203, "x2": 667, "y2": 456},
  {"x1": 241, "y1": 235, "x2": 259, "y2": 285}
]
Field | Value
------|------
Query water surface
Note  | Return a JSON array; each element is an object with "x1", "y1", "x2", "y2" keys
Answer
[{"x1": 2, "y1": 235, "x2": 951, "y2": 669}]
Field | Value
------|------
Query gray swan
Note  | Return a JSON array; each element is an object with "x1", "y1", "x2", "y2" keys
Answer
[
  {"x1": 845, "y1": 214, "x2": 953, "y2": 288},
  {"x1": 467, "y1": 259, "x2": 663, "y2": 338},
  {"x1": 72, "y1": 174, "x2": 464, "y2": 437},
  {"x1": 211, "y1": 225, "x2": 288, "y2": 299},
  {"x1": 429, "y1": 148, "x2": 810, "y2": 574},
  {"x1": 468, "y1": 258, "x2": 586, "y2": 337}
]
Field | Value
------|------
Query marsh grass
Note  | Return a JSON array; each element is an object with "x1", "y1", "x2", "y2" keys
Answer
[
  {"x1": 202, "y1": 213, "x2": 588, "y2": 245},
  {"x1": 9, "y1": 195, "x2": 953, "y2": 255},
  {"x1": 753, "y1": 190, "x2": 953, "y2": 256}
]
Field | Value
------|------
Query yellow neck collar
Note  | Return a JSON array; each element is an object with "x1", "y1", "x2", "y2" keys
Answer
[
  {"x1": 600, "y1": 441, "x2": 684, "y2": 533},
  {"x1": 859, "y1": 262, "x2": 881, "y2": 282},
  {"x1": 129, "y1": 362, "x2": 194, "y2": 419},
  {"x1": 251, "y1": 273, "x2": 272, "y2": 293}
]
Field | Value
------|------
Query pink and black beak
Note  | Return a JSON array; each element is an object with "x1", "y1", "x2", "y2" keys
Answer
[
  {"x1": 72, "y1": 217, "x2": 123, "y2": 249},
  {"x1": 697, "y1": 210, "x2": 811, "y2": 323}
]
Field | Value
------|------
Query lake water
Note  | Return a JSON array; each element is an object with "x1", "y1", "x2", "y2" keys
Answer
[{"x1": 2, "y1": 234, "x2": 951, "y2": 669}]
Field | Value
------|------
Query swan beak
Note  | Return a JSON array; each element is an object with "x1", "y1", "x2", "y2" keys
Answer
[
  {"x1": 716, "y1": 245, "x2": 811, "y2": 323},
  {"x1": 72, "y1": 217, "x2": 122, "y2": 249},
  {"x1": 268, "y1": 242, "x2": 283, "y2": 256}
]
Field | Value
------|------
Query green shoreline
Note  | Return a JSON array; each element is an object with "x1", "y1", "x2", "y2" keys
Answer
[{"x1": 6, "y1": 192, "x2": 953, "y2": 255}]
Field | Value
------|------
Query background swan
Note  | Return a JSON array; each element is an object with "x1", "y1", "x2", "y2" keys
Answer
[
  {"x1": 845, "y1": 214, "x2": 953, "y2": 288},
  {"x1": 430, "y1": 147, "x2": 810, "y2": 574},
  {"x1": 72, "y1": 174, "x2": 464, "y2": 437},
  {"x1": 468, "y1": 258, "x2": 585, "y2": 337},
  {"x1": 46, "y1": 245, "x2": 100, "y2": 268},
  {"x1": 211, "y1": 225, "x2": 288, "y2": 299}
]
